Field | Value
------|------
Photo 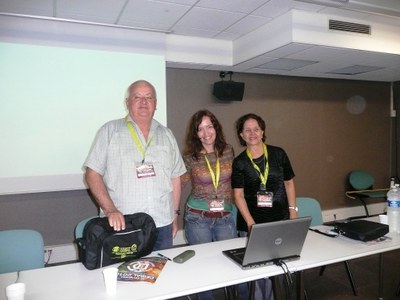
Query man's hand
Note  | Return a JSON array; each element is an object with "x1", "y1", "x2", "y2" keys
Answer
[{"x1": 106, "y1": 211, "x2": 125, "y2": 231}]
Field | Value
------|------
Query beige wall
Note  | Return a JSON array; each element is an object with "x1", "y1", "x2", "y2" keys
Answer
[{"x1": 167, "y1": 68, "x2": 391, "y2": 212}]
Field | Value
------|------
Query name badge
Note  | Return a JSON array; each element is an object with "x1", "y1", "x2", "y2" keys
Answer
[
  {"x1": 257, "y1": 191, "x2": 273, "y2": 207},
  {"x1": 208, "y1": 197, "x2": 224, "y2": 211},
  {"x1": 136, "y1": 162, "x2": 156, "y2": 178}
]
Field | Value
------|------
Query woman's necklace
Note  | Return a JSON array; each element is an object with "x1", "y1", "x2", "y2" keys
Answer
[{"x1": 253, "y1": 155, "x2": 266, "y2": 173}]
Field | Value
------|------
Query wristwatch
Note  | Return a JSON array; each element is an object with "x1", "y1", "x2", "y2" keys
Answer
[{"x1": 289, "y1": 206, "x2": 298, "y2": 212}]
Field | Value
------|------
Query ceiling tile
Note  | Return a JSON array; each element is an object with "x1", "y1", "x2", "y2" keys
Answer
[
  {"x1": 327, "y1": 65, "x2": 384, "y2": 75},
  {"x1": 259, "y1": 58, "x2": 318, "y2": 70},
  {"x1": 56, "y1": 0, "x2": 126, "y2": 23},
  {"x1": 221, "y1": 14, "x2": 272, "y2": 38},
  {"x1": 154, "y1": 0, "x2": 198, "y2": 5},
  {"x1": 288, "y1": 45, "x2": 353, "y2": 62},
  {"x1": 196, "y1": 0, "x2": 268, "y2": 14},
  {"x1": 368, "y1": 53, "x2": 400, "y2": 68},
  {"x1": 341, "y1": 49, "x2": 390, "y2": 65},
  {"x1": 119, "y1": 0, "x2": 191, "y2": 30},
  {"x1": 267, "y1": 43, "x2": 314, "y2": 59},
  {"x1": 252, "y1": 0, "x2": 293, "y2": 18},
  {"x1": 174, "y1": 7, "x2": 245, "y2": 32},
  {"x1": 0, "y1": 0, "x2": 54, "y2": 16}
]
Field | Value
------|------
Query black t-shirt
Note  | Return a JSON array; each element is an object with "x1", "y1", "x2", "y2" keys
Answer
[{"x1": 231, "y1": 144, "x2": 295, "y2": 231}]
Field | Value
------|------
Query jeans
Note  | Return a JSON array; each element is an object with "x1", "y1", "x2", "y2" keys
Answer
[
  {"x1": 153, "y1": 223, "x2": 173, "y2": 251},
  {"x1": 184, "y1": 209, "x2": 237, "y2": 300},
  {"x1": 185, "y1": 210, "x2": 237, "y2": 244}
]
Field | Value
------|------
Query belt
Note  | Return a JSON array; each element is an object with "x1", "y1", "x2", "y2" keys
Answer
[{"x1": 187, "y1": 207, "x2": 231, "y2": 218}]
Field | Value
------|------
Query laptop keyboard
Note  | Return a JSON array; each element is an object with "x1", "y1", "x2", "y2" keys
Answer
[{"x1": 232, "y1": 248, "x2": 245, "y2": 260}]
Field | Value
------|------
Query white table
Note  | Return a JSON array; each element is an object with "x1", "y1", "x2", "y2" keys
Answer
[{"x1": 1, "y1": 219, "x2": 399, "y2": 300}]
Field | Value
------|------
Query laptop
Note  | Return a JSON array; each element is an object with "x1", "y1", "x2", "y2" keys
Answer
[{"x1": 223, "y1": 217, "x2": 311, "y2": 270}]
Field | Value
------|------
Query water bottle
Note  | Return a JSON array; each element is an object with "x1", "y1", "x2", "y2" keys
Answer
[
  {"x1": 387, "y1": 183, "x2": 400, "y2": 233},
  {"x1": 390, "y1": 177, "x2": 396, "y2": 189}
]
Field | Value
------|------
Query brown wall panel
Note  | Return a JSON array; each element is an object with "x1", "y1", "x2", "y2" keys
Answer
[{"x1": 167, "y1": 69, "x2": 391, "y2": 211}]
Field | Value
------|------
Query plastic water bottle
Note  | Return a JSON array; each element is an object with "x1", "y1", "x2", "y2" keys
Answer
[
  {"x1": 390, "y1": 177, "x2": 396, "y2": 189},
  {"x1": 387, "y1": 183, "x2": 400, "y2": 233}
]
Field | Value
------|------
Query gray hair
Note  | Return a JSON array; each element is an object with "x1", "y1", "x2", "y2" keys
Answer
[{"x1": 125, "y1": 80, "x2": 157, "y2": 101}]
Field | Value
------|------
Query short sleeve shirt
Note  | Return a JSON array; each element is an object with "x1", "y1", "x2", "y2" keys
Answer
[
  {"x1": 84, "y1": 116, "x2": 186, "y2": 227},
  {"x1": 231, "y1": 144, "x2": 295, "y2": 231}
]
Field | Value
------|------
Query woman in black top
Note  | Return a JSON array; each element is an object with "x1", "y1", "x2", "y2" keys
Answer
[{"x1": 231, "y1": 113, "x2": 298, "y2": 233}]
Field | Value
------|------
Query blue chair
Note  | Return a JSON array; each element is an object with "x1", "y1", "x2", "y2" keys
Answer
[
  {"x1": 345, "y1": 170, "x2": 388, "y2": 217},
  {"x1": 0, "y1": 229, "x2": 44, "y2": 274},
  {"x1": 74, "y1": 216, "x2": 96, "y2": 240},
  {"x1": 296, "y1": 197, "x2": 357, "y2": 296},
  {"x1": 297, "y1": 197, "x2": 323, "y2": 226},
  {"x1": 74, "y1": 216, "x2": 96, "y2": 262}
]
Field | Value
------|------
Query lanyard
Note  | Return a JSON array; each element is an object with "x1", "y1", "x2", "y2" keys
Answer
[
  {"x1": 126, "y1": 118, "x2": 153, "y2": 164},
  {"x1": 246, "y1": 143, "x2": 269, "y2": 187},
  {"x1": 204, "y1": 153, "x2": 220, "y2": 196}
]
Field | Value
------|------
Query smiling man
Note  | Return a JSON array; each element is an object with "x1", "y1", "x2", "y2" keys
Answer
[{"x1": 84, "y1": 80, "x2": 186, "y2": 251}]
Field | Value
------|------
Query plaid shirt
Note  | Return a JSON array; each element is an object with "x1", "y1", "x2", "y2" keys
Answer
[{"x1": 84, "y1": 116, "x2": 186, "y2": 227}]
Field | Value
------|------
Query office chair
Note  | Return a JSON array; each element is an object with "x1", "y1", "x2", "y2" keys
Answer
[
  {"x1": 345, "y1": 170, "x2": 388, "y2": 217},
  {"x1": 74, "y1": 216, "x2": 96, "y2": 262},
  {"x1": 74, "y1": 216, "x2": 96, "y2": 240},
  {"x1": 296, "y1": 197, "x2": 357, "y2": 296},
  {"x1": 0, "y1": 229, "x2": 44, "y2": 274}
]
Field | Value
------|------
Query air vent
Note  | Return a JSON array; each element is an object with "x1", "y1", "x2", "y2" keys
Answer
[{"x1": 329, "y1": 19, "x2": 371, "y2": 34}]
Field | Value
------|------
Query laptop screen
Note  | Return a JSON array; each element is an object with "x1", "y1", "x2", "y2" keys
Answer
[{"x1": 223, "y1": 217, "x2": 311, "y2": 269}]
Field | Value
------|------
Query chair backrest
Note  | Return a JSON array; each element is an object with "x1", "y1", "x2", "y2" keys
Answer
[
  {"x1": 0, "y1": 229, "x2": 44, "y2": 274},
  {"x1": 296, "y1": 197, "x2": 324, "y2": 226},
  {"x1": 231, "y1": 204, "x2": 238, "y2": 227},
  {"x1": 74, "y1": 216, "x2": 96, "y2": 240},
  {"x1": 348, "y1": 170, "x2": 375, "y2": 190}
]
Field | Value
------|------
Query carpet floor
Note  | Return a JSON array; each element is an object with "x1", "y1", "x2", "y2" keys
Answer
[{"x1": 303, "y1": 248, "x2": 400, "y2": 300}]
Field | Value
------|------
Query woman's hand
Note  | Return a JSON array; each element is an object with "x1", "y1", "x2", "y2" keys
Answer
[{"x1": 289, "y1": 209, "x2": 298, "y2": 219}]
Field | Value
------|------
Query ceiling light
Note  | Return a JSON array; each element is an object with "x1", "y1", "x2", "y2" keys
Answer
[
  {"x1": 327, "y1": 65, "x2": 383, "y2": 75},
  {"x1": 258, "y1": 58, "x2": 319, "y2": 71}
]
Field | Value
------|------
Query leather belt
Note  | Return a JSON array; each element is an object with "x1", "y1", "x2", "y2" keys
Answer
[{"x1": 187, "y1": 207, "x2": 231, "y2": 218}]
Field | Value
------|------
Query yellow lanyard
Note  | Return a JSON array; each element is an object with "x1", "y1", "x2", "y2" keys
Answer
[
  {"x1": 126, "y1": 118, "x2": 153, "y2": 164},
  {"x1": 204, "y1": 153, "x2": 220, "y2": 196},
  {"x1": 246, "y1": 143, "x2": 269, "y2": 186}
]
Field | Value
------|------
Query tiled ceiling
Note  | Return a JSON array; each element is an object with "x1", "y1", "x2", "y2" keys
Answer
[{"x1": 1, "y1": 0, "x2": 400, "y2": 82}]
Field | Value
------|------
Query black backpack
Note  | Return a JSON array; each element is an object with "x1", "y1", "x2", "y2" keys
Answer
[{"x1": 76, "y1": 212, "x2": 157, "y2": 270}]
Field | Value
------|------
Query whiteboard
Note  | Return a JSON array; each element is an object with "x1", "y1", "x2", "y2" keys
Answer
[{"x1": 0, "y1": 42, "x2": 166, "y2": 194}]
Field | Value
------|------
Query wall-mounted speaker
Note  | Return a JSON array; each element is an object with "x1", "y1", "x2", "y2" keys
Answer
[{"x1": 213, "y1": 80, "x2": 245, "y2": 101}]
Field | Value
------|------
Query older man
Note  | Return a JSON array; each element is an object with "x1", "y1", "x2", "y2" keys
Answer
[{"x1": 84, "y1": 80, "x2": 186, "y2": 250}]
